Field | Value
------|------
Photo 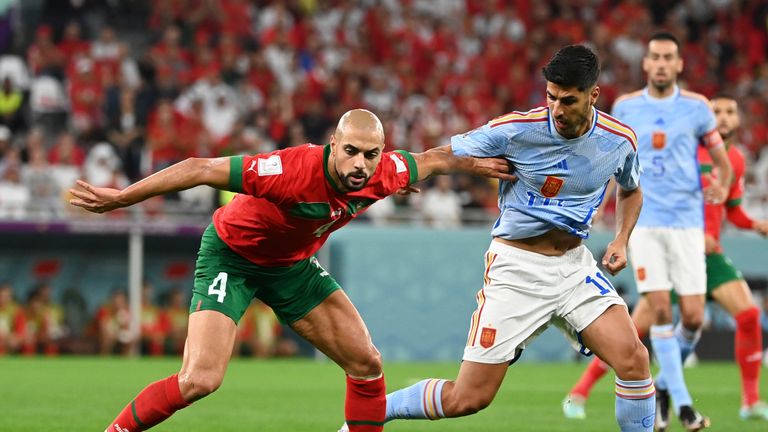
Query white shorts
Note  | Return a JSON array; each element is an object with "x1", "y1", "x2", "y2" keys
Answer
[
  {"x1": 463, "y1": 241, "x2": 627, "y2": 364},
  {"x1": 628, "y1": 227, "x2": 706, "y2": 295}
]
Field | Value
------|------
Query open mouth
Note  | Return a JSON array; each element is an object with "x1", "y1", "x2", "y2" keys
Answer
[
  {"x1": 348, "y1": 175, "x2": 366, "y2": 186},
  {"x1": 555, "y1": 119, "x2": 567, "y2": 129}
]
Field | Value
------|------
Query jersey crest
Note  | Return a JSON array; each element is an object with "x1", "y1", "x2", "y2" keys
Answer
[
  {"x1": 480, "y1": 327, "x2": 496, "y2": 348},
  {"x1": 541, "y1": 176, "x2": 564, "y2": 198},
  {"x1": 652, "y1": 131, "x2": 666, "y2": 150},
  {"x1": 257, "y1": 155, "x2": 283, "y2": 176}
]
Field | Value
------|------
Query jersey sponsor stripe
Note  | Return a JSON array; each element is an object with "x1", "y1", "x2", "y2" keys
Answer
[
  {"x1": 490, "y1": 117, "x2": 548, "y2": 128},
  {"x1": 467, "y1": 252, "x2": 497, "y2": 346},
  {"x1": 489, "y1": 108, "x2": 548, "y2": 127},
  {"x1": 596, "y1": 123, "x2": 636, "y2": 151},
  {"x1": 597, "y1": 115, "x2": 638, "y2": 149}
]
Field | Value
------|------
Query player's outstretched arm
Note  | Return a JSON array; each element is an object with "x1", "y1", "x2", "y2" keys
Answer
[
  {"x1": 602, "y1": 185, "x2": 642, "y2": 275},
  {"x1": 410, "y1": 145, "x2": 516, "y2": 183},
  {"x1": 69, "y1": 157, "x2": 231, "y2": 213}
]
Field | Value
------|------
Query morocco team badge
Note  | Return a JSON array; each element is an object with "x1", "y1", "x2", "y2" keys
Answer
[
  {"x1": 480, "y1": 327, "x2": 496, "y2": 348},
  {"x1": 541, "y1": 176, "x2": 564, "y2": 198}
]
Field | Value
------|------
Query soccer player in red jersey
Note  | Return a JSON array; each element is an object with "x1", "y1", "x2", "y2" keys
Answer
[
  {"x1": 562, "y1": 95, "x2": 768, "y2": 424},
  {"x1": 69, "y1": 108, "x2": 513, "y2": 432}
]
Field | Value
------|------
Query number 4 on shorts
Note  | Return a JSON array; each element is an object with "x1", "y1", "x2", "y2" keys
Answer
[{"x1": 208, "y1": 272, "x2": 228, "y2": 303}]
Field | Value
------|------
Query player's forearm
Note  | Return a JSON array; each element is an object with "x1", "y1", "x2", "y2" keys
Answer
[
  {"x1": 118, "y1": 157, "x2": 230, "y2": 206},
  {"x1": 726, "y1": 204, "x2": 756, "y2": 229},
  {"x1": 614, "y1": 186, "x2": 642, "y2": 244},
  {"x1": 412, "y1": 146, "x2": 463, "y2": 180}
]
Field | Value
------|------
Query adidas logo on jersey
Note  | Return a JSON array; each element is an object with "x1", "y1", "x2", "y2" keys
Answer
[{"x1": 550, "y1": 159, "x2": 569, "y2": 170}]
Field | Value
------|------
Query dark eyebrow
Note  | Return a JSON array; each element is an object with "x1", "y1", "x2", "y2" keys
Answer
[
  {"x1": 344, "y1": 144, "x2": 360, "y2": 152},
  {"x1": 548, "y1": 91, "x2": 577, "y2": 103}
]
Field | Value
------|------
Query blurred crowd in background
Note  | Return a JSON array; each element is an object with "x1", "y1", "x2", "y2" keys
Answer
[
  {"x1": 0, "y1": 278, "x2": 299, "y2": 357},
  {"x1": 0, "y1": 0, "x2": 767, "y2": 226}
]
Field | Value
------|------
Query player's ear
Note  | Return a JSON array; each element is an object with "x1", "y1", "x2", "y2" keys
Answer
[{"x1": 590, "y1": 86, "x2": 600, "y2": 105}]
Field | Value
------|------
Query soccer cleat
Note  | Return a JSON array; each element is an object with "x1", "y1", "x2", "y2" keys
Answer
[
  {"x1": 654, "y1": 388, "x2": 670, "y2": 432},
  {"x1": 337, "y1": 422, "x2": 349, "y2": 432},
  {"x1": 561, "y1": 394, "x2": 587, "y2": 419},
  {"x1": 678, "y1": 405, "x2": 711, "y2": 431},
  {"x1": 740, "y1": 400, "x2": 768, "y2": 420}
]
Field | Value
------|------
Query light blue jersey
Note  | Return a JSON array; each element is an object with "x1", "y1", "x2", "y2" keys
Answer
[
  {"x1": 451, "y1": 106, "x2": 640, "y2": 240},
  {"x1": 612, "y1": 86, "x2": 720, "y2": 228}
]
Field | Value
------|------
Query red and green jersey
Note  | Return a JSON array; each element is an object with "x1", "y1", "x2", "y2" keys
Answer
[
  {"x1": 213, "y1": 144, "x2": 418, "y2": 266},
  {"x1": 698, "y1": 144, "x2": 746, "y2": 251}
]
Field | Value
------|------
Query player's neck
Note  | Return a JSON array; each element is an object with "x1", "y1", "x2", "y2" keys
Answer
[{"x1": 646, "y1": 83, "x2": 677, "y2": 99}]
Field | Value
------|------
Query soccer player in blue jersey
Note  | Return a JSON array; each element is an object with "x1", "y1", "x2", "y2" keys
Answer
[
  {"x1": 607, "y1": 32, "x2": 732, "y2": 432},
  {"x1": 341, "y1": 45, "x2": 654, "y2": 432}
]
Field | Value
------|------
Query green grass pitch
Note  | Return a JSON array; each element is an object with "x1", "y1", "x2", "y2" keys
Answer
[{"x1": 1, "y1": 357, "x2": 766, "y2": 431}]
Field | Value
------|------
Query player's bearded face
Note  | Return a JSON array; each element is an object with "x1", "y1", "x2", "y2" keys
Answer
[
  {"x1": 546, "y1": 83, "x2": 597, "y2": 139},
  {"x1": 331, "y1": 134, "x2": 384, "y2": 191},
  {"x1": 643, "y1": 40, "x2": 683, "y2": 90},
  {"x1": 711, "y1": 98, "x2": 740, "y2": 140}
]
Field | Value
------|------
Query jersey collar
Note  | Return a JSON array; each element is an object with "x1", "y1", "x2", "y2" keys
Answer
[
  {"x1": 642, "y1": 84, "x2": 680, "y2": 102},
  {"x1": 548, "y1": 106, "x2": 598, "y2": 141},
  {"x1": 323, "y1": 144, "x2": 347, "y2": 194}
]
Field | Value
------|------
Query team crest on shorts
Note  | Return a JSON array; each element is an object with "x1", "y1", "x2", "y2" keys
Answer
[
  {"x1": 480, "y1": 327, "x2": 496, "y2": 348},
  {"x1": 637, "y1": 267, "x2": 646, "y2": 281},
  {"x1": 541, "y1": 176, "x2": 564, "y2": 198}
]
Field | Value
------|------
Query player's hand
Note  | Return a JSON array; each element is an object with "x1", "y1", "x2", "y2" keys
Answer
[
  {"x1": 69, "y1": 180, "x2": 126, "y2": 213},
  {"x1": 471, "y1": 157, "x2": 518, "y2": 182},
  {"x1": 601, "y1": 240, "x2": 628, "y2": 276},
  {"x1": 703, "y1": 182, "x2": 727, "y2": 204},
  {"x1": 754, "y1": 220, "x2": 768, "y2": 237},
  {"x1": 396, "y1": 185, "x2": 421, "y2": 195}
]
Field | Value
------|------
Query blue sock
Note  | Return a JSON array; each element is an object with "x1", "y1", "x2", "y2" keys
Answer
[
  {"x1": 385, "y1": 379, "x2": 446, "y2": 421},
  {"x1": 674, "y1": 322, "x2": 701, "y2": 362},
  {"x1": 650, "y1": 324, "x2": 692, "y2": 411},
  {"x1": 654, "y1": 323, "x2": 701, "y2": 391},
  {"x1": 615, "y1": 377, "x2": 656, "y2": 431}
]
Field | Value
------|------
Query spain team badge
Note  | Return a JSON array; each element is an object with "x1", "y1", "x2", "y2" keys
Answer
[
  {"x1": 652, "y1": 131, "x2": 666, "y2": 149},
  {"x1": 480, "y1": 327, "x2": 496, "y2": 348},
  {"x1": 541, "y1": 176, "x2": 564, "y2": 198}
]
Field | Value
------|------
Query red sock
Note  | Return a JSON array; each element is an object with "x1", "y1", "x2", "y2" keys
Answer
[
  {"x1": 570, "y1": 356, "x2": 610, "y2": 399},
  {"x1": 106, "y1": 374, "x2": 190, "y2": 431},
  {"x1": 735, "y1": 307, "x2": 762, "y2": 406},
  {"x1": 345, "y1": 375, "x2": 386, "y2": 432}
]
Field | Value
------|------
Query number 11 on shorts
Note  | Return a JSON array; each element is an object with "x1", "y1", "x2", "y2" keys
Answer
[
  {"x1": 586, "y1": 271, "x2": 615, "y2": 295},
  {"x1": 208, "y1": 272, "x2": 228, "y2": 303}
]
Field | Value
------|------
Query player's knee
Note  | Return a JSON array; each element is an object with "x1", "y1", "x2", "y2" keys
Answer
[
  {"x1": 178, "y1": 371, "x2": 224, "y2": 400},
  {"x1": 650, "y1": 302, "x2": 673, "y2": 324},
  {"x1": 613, "y1": 342, "x2": 650, "y2": 381},
  {"x1": 345, "y1": 346, "x2": 382, "y2": 377},
  {"x1": 680, "y1": 313, "x2": 703, "y2": 331}
]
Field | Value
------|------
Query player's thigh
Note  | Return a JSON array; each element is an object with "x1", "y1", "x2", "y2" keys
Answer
[
  {"x1": 290, "y1": 290, "x2": 379, "y2": 374},
  {"x1": 628, "y1": 227, "x2": 672, "y2": 293},
  {"x1": 463, "y1": 244, "x2": 561, "y2": 364},
  {"x1": 179, "y1": 310, "x2": 238, "y2": 399},
  {"x1": 667, "y1": 228, "x2": 706, "y2": 296},
  {"x1": 578, "y1": 304, "x2": 648, "y2": 378},
  {"x1": 711, "y1": 280, "x2": 755, "y2": 316}
]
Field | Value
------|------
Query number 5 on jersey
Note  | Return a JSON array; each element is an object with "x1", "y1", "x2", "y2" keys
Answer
[{"x1": 208, "y1": 272, "x2": 228, "y2": 303}]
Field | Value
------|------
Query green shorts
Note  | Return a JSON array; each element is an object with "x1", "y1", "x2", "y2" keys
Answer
[
  {"x1": 706, "y1": 252, "x2": 743, "y2": 295},
  {"x1": 669, "y1": 252, "x2": 744, "y2": 303},
  {"x1": 190, "y1": 224, "x2": 341, "y2": 324}
]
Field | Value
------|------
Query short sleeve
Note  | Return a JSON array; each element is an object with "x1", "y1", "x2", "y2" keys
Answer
[
  {"x1": 451, "y1": 121, "x2": 510, "y2": 157},
  {"x1": 230, "y1": 150, "x2": 292, "y2": 201},
  {"x1": 376, "y1": 150, "x2": 418, "y2": 194},
  {"x1": 697, "y1": 104, "x2": 723, "y2": 149},
  {"x1": 615, "y1": 149, "x2": 641, "y2": 191}
]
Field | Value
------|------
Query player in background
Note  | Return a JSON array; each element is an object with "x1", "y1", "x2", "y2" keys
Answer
[
  {"x1": 70, "y1": 108, "x2": 513, "y2": 432},
  {"x1": 561, "y1": 95, "x2": 768, "y2": 423},
  {"x1": 342, "y1": 45, "x2": 655, "y2": 432}
]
